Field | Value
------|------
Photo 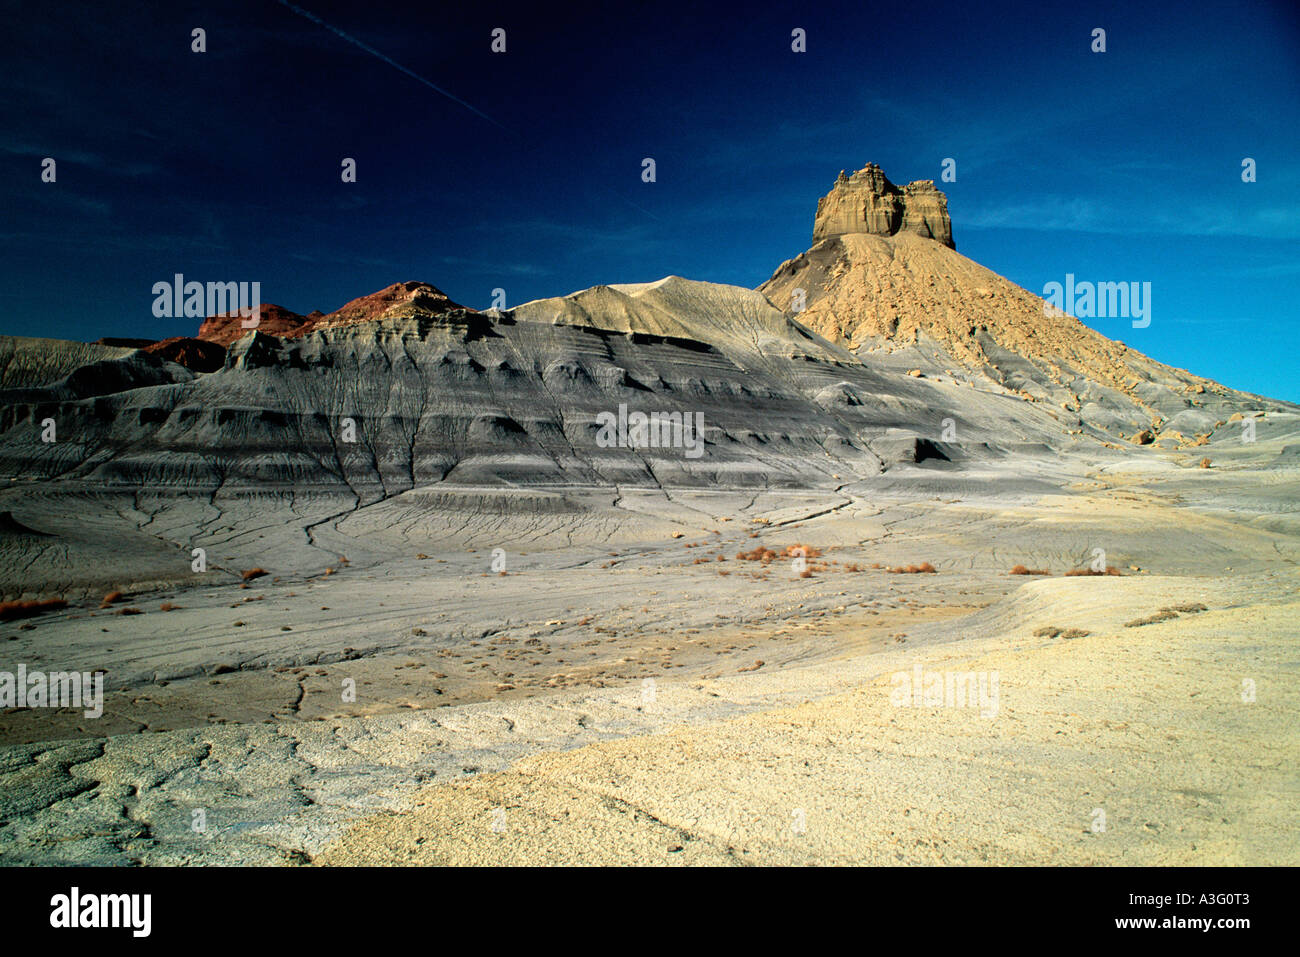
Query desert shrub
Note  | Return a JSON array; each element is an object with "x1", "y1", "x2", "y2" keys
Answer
[
  {"x1": 1124, "y1": 610, "x2": 1180, "y2": 627},
  {"x1": 783, "y1": 544, "x2": 823, "y2": 558},
  {"x1": 0, "y1": 598, "x2": 67, "y2": 621}
]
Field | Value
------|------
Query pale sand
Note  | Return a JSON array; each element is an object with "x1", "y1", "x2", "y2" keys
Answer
[{"x1": 318, "y1": 574, "x2": 1299, "y2": 865}]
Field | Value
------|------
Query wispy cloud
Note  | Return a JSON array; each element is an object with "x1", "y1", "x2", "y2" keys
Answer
[
  {"x1": 2, "y1": 143, "x2": 159, "y2": 177},
  {"x1": 437, "y1": 256, "x2": 550, "y2": 277},
  {"x1": 960, "y1": 197, "x2": 1300, "y2": 240}
]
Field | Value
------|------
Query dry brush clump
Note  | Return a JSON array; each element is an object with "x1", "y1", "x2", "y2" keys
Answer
[
  {"x1": 1124, "y1": 610, "x2": 1179, "y2": 627},
  {"x1": 1033, "y1": 625, "x2": 1090, "y2": 639},
  {"x1": 887, "y1": 562, "x2": 937, "y2": 574},
  {"x1": 1064, "y1": 567, "x2": 1123, "y2": 576},
  {"x1": 0, "y1": 597, "x2": 67, "y2": 621},
  {"x1": 1010, "y1": 565, "x2": 1051, "y2": 576},
  {"x1": 782, "y1": 544, "x2": 823, "y2": 558},
  {"x1": 1125, "y1": 603, "x2": 1208, "y2": 627},
  {"x1": 241, "y1": 568, "x2": 269, "y2": 581},
  {"x1": 735, "y1": 543, "x2": 825, "y2": 565}
]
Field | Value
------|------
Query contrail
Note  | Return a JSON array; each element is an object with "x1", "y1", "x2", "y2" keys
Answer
[
  {"x1": 273, "y1": 2, "x2": 661, "y2": 223},
  {"x1": 275, "y1": 0, "x2": 507, "y2": 131}
]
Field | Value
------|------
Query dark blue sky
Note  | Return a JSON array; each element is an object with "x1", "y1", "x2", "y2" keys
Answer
[{"x1": 3, "y1": 0, "x2": 1297, "y2": 399}]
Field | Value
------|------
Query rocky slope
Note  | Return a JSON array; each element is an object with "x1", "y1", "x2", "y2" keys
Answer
[
  {"x1": 0, "y1": 166, "x2": 1289, "y2": 596},
  {"x1": 0, "y1": 336, "x2": 136, "y2": 390},
  {"x1": 0, "y1": 278, "x2": 1009, "y2": 497},
  {"x1": 762, "y1": 163, "x2": 1277, "y2": 442}
]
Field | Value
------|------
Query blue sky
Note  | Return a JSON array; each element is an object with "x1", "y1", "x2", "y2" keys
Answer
[{"x1": 2, "y1": 0, "x2": 1297, "y2": 399}]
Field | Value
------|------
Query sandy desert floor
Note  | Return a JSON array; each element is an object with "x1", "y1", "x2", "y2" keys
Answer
[
  {"x1": 0, "y1": 430, "x2": 1296, "y2": 865},
  {"x1": 320, "y1": 574, "x2": 1299, "y2": 866}
]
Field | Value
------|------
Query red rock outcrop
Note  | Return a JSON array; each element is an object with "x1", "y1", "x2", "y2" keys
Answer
[
  {"x1": 195, "y1": 283, "x2": 469, "y2": 345},
  {"x1": 317, "y1": 281, "x2": 466, "y2": 329},
  {"x1": 197, "y1": 304, "x2": 316, "y2": 346},
  {"x1": 140, "y1": 337, "x2": 227, "y2": 373}
]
